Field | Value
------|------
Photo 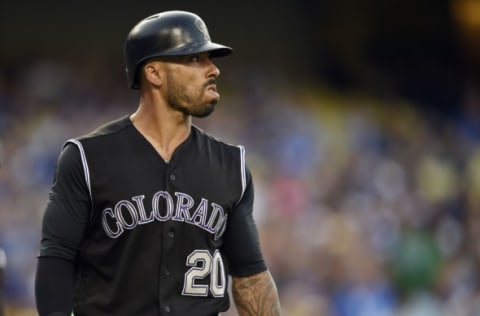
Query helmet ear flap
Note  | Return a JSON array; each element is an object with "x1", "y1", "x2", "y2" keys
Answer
[
  {"x1": 130, "y1": 59, "x2": 147, "y2": 90},
  {"x1": 124, "y1": 10, "x2": 232, "y2": 89}
]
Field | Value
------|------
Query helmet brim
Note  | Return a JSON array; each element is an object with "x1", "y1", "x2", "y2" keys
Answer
[{"x1": 161, "y1": 41, "x2": 232, "y2": 58}]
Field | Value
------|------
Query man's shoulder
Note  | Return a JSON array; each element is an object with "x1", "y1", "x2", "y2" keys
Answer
[
  {"x1": 192, "y1": 125, "x2": 241, "y2": 152},
  {"x1": 191, "y1": 126, "x2": 246, "y2": 167},
  {"x1": 77, "y1": 115, "x2": 132, "y2": 142}
]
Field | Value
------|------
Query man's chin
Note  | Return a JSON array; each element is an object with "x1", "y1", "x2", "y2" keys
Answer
[{"x1": 191, "y1": 103, "x2": 216, "y2": 118}]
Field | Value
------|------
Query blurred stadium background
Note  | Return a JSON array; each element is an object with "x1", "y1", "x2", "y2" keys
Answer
[{"x1": 1, "y1": 0, "x2": 480, "y2": 315}]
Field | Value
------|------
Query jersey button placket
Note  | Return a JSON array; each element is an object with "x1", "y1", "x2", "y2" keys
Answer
[
  {"x1": 164, "y1": 229, "x2": 175, "y2": 277},
  {"x1": 162, "y1": 166, "x2": 175, "y2": 315}
]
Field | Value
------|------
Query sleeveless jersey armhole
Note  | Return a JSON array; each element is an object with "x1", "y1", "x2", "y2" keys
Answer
[
  {"x1": 235, "y1": 145, "x2": 247, "y2": 205},
  {"x1": 64, "y1": 139, "x2": 93, "y2": 217}
]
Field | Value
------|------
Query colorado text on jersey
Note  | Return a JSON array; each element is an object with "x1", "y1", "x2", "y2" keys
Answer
[{"x1": 101, "y1": 191, "x2": 228, "y2": 240}]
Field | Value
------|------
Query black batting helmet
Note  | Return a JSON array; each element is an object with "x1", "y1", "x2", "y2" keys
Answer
[{"x1": 124, "y1": 10, "x2": 232, "y2": 89}]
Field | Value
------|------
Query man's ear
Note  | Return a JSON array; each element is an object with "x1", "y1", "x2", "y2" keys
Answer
[{"x1": 142, "y1": 62, "x2": 163, "y2": 87}]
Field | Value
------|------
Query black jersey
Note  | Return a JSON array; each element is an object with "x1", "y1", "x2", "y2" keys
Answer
[{"x1": 39, "y1": 115, "x2": 267, "y2": 316}]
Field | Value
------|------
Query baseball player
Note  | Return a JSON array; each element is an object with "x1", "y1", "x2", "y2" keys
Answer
[{"x1": 34, "y1": 10, "x2": 281, "y2": 316}]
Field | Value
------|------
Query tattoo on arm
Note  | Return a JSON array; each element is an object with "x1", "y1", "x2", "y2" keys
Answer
[{"x1": 232, "y1": 270, "x2": 281, "y2": 316}]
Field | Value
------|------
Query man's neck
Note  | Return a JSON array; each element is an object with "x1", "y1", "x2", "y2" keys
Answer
[{"x1": 130, "y1": 100, "x2": 191, "y2": 162}]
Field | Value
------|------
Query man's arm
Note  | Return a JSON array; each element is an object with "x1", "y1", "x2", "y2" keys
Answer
[
  {"x1": 35, "y1": 257, "x2": 74, "y2": 316},
  {"x1": 232, "y1": 270, "x2": 281, "y2": 316},
  {"x1": 36, "y1": 143, "x2": 91, "y2": 315}
]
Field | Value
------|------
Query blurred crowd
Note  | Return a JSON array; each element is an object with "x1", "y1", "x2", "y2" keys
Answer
[{"x1": 1, "y1": 58, "x2": 480, "y2": 316}]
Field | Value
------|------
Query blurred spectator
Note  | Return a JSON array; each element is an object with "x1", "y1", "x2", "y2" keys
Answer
[{"x1": 0, "y1": 247, "x2": 6, "y2": 316}]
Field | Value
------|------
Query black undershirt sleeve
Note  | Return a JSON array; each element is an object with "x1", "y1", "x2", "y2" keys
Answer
[
  {"x1": 35, "y1": 257, "x2": 74, "y2": 316},
  {"x1": 35, "y1": 143, "x2": 91, "y2": 315},
  {"x1": 222, "y1": 167, "x2": 267, "y2": 277}
]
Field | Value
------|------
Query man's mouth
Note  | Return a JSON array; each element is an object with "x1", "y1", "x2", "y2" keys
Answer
[{"x1": 206, "y1": 79, "x2": 218, "y2": 94}]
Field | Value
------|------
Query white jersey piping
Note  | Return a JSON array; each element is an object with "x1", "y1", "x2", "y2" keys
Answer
[
  {"x1": 65, "y1": 139, "x2": 93, "y2": 203},
  {"x1": 237, "y1": 145, "x2": 246, "y2": 203}
]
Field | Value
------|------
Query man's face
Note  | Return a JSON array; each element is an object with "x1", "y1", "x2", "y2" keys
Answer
[{"x1": 163, "y1": 53, "x2": 221, "y2": 118}]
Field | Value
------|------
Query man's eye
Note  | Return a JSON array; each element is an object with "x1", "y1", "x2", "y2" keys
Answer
[{"x1": 191, "y1": 55, "x2": 200, "y2": 62}]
